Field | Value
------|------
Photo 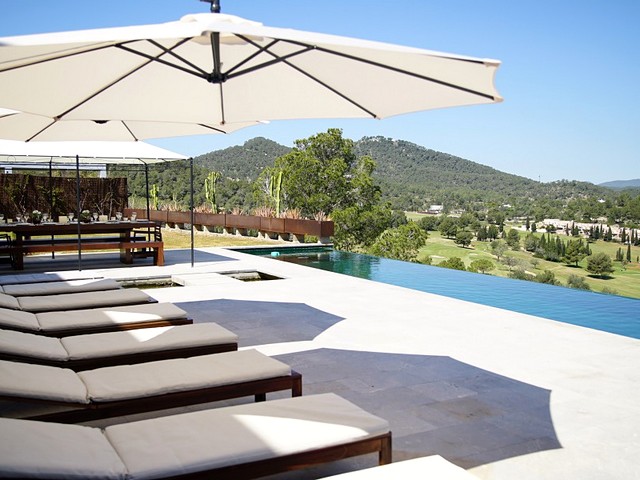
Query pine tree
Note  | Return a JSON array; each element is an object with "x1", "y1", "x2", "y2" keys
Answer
[
  {"x1": 621, "y1": 228, "x2": 627, "y2": 244},
  {"x1": 627, "y1": 243, "x2": 632, "y2": 262}
]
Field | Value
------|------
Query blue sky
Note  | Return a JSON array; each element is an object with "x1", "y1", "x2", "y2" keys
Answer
[{"x1": 2, "y1": 0, "x2": 639, "y2": 184}]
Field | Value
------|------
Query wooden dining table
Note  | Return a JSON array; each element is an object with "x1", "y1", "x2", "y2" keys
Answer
[{"x1": 0, "y1": 220, "x2": 163, "y2": 270}]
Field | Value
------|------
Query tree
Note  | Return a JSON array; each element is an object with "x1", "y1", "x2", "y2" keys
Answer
[
  {"x1": 524, "y1": 233, "x2": 539, "y2": 252},
  {"x1": 563, "y1": 239, "x2": 587, "y2": 267},
  {"x1": 487, "y1": 224, "x2": 500, "y2": 240},
  {"x1": 454, "y1": 230, "x2": 474, "y2": 248},
  {"x1": 506, "y1": 229, "x2": 520, "y2": 250},
  {"x1": 501, "y1": 255, "x2": 520, "y2": 271},
  {"x1": 369, "y1": 222, "x2": 428, "y2": 262},
  {"x1": 417, "y1": 215, "x2": 440, "y2": 232},
  {"x1": 490, "y1": 240, "x2": 507, "y2": 261},
  {"x1": 586, "y1": 253, "x2": 614, "y2": 278},
  {"x1": 332, "y1": 203, "x2": 393, "y2": 251},
  {"x1": 536, "y1": 270, "x2": 559, "y2": 285},
  {"x1": 469, "y1": 258, "x2": 494, "y2": 274},
  {"x1": 269, "y1": 128, "x2": 377, "y2": 217},
  {"x1": 531, "y1": 222, "x2": 537, "y2": 233},
  {"x1": 438, "y1": 216, "x2": 459, "y2": 239},
  {"x1": 627, "y1": 243, "x2": 632, "y2": 262},
  {"x1": 438, "y1": 257, "x2": 466, "y2": 271},
  {"x1": 567, "y1": 274, "x2": 591, "y2": 290}
]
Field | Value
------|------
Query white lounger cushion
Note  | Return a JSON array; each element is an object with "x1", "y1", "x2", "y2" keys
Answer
[
  {"x1": 16, "y1": 288, "x2": 153, "y2": 312},
  {"x1": 320, "y1": 456, "x2": 478, "y2": 479},
  {"x1": 0, "y1": 417, "x2": 127, "y2": 479},
  {"x1": 0, "y1": 307, "x2": 39, "y2": 331},
  {"x1": 0, "y1": 329, "x2": 69, "y2": 360},
  {"x1": 0, "y1": 323, "x2": 237, "y2": 362},
  {"x1": 105, "y1": 393, "x2": 389, "y2": 479},
  {"x1": 63, "y1": 323, "x2": 238, "y2": 360},
  {"x1": 79, "y1": 349, "x2": 290, "y2": 402},
  {"x1": 0, "y1": 360, "x2": 89, "y2": 403},
  {"x1": 0, "y1": 394, "x2": 387, "y2": 480},
  {"x1": 0, "y1": 349, "x2": 289, "y2": 404},
  {"x1": 0, "y1": 272, "x2": 101, "y2": 286},
  {"x1": 36, "y1": 302, "x2": 187, "y2": 332},
  {"x1": 1, "y1": 278, "x2": 121, "y2": 297},
  {"x1": 0, "y1": 293, "x2": 20, "y2": 310}
]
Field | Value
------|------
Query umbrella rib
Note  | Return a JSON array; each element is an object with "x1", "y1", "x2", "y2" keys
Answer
[
  {"x1": 25, "y1": 119, "x2": 57, "y2": 142},
  {"x1": 231, "y1": 35, "x2": 378, "y2": 118},
  {"x1": 231, "y1": 35, "x2": 497, "y2": 103},
  {"x1": 115, "y1": 39, "x2": 209, "y2": 80},
  {"x1": 56, "y1": 48, "x2": 175, "y2": 120},
  {"x1": 298, "y1": 41, "x2": 498, "y2": 101},
  {"x1": 120, "y1": 121, "x2": 139, "y2": 141}
]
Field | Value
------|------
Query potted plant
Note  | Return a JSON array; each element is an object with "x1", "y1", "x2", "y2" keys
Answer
[
  {"x1": 79, "y1": 210, "x2": 92, "y2": 223},
  {"x1": 31, "y1": 210, "x2": 43, "y2": 224}
]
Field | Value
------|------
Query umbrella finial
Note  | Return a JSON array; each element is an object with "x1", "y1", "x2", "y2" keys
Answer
[{"x1": 200, "y1": 0, "x2": 221, "y2": 13}]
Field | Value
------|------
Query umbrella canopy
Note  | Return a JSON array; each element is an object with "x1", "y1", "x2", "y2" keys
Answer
[
  {"x1": 0, "y1": 138, "x2": 187, "y2": 164},
  {"x1": 0, "y1": 12, "x2": 502, "y2": 141}
]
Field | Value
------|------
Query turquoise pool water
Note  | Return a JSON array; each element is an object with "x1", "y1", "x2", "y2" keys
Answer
[{"x1": 241, "y1": 246, "x2": 640, "y2": 339}]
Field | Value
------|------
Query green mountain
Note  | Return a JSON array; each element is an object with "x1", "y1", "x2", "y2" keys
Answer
[
  {"x1": 195, "y1": 137, "x2": 291, "y2": 180},
  {"x1": 599, "y1": 179, "x2": 640, "y2": 189},
  {"x1": 188, "y1": 135, "x2": 615, "y2": 213},
  {"x1": 353, "y1": 136, "x2": 610, "y2": 210}
]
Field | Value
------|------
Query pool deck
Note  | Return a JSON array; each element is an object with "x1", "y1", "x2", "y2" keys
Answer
[{"x1": 2, "y1": 246, "x2": 639, "y2": 479}]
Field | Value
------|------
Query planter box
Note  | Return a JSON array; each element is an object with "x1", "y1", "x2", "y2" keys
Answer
[
  {"x1": 260, "y1": 217, "x2": 285, "y2": 233},
  {"x1": 194, "y1": 212, "x2": 226, "y2": 227},
  {"x1": 167, "y1": 211, "x2": 192, "y2": 224},
  {"x1": 285, "y1": 219, "x2": 334, "y2": 237},
  {"x1": 225, "y1": 214, "x2": 261, "y2": 230}
]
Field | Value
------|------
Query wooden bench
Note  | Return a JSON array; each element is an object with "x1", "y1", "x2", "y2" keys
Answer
[{"x1": 15, "y1": 238, "x2": 164, "y2": 266}]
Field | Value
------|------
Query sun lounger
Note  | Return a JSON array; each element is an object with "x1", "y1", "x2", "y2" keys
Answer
[
  {"x1": 0, "y1": 278, "x2": 121, "y2": 297},
  {"x1": 0, "y1": 323, "x2": 238, "y2": 370},
  {"x1": 0, "y1": 302, "x2": 191, "y2": 337},
  {"x1": 319, "y1": 455, "x2": 478, "y2": 479},
  {"x1": 0, "y1": 287, "x2": 155, "y2": 313},
  {"x1": 0, "y1": 272, "x2": 101, "y2": 286},
  {"x1": 0, "y1": 393, "x2": 391, "y2": 479},
  {"x1": 0, "y1": 349, "x2": 302, "y2": 423}
]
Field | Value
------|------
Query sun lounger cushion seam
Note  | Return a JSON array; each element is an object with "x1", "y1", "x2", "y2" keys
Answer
[
  {"x1": 77, "y1": 349, "x2": 290, "y2": 402},
  {"x1": 0, "y1": 417, "x2": 128, "y2": 479},
  {"x1": 0, "y1": 359, "x2": 89, "y2": 403},
  {"x1": 0, "y1": 292, "x2": 20, "y2": 310},
  {"x1": 0, "y1": 307, "x2": 40, "y2": 331},
  {"x1": 0, "y1": 328, "x2": 69, "y2": 360}
]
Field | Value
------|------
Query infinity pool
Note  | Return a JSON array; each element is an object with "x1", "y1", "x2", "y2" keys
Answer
[{"x1": 241, "y1": 246, "x2": 640, "y2": 339}]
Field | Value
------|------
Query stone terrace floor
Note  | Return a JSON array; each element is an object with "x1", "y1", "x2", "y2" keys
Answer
[{"x1": 1, "y1": 246, "x2": 639, "y2": 479}]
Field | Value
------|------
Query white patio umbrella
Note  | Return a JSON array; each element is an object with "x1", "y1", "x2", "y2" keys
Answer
[
  {"x1": 0, "y1": 12, "x2": 502, "y2": 141},
  {"x1": 0, "y1": 139, "x2": 188, "y2": 270}
]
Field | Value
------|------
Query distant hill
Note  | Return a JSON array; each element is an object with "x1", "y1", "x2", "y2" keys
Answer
[
  {"x1": 599, "y1": 179, "x2": 640, "y2": 189},
  {"x1": 353, "y1": 136, "x2": 610, "y2": 208},
  {"x1": 194, "y1": 137, "x2": 290, "y2": 180},
  {"x1": 189, "y1": 135, "x2": 615, "y2": 211}
]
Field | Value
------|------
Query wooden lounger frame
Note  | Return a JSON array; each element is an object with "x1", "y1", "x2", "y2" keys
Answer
[
  {"x1": 0, "y1": 340, "x2": 238, "y2": 371},
  {"x1": 2, "y1": 370, "x2": 303, "y2": 424},
  {"x1": 157, "y1": 433, "x2": 392, "y2": 480}
]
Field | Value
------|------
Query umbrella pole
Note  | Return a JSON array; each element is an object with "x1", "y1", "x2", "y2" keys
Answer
[
  {"x1": 144, "y1": 163, "x2": 150, "y2": 219},
  {"x1": 49, "y1": 158, "x2": 55, "y2": 259},
  {"x1": 75, "y1": 154, "x2": 82, "y2": 271},
  {"x1": 190, "y1": 157, "x2": 194, "y2": 267}
]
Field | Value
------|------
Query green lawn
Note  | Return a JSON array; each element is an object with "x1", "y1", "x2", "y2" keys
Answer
[
  {"x1": 162, "y1": 229, "x2": 285, "y2": 249},
  {"x1": 417, "y1": 229, "x2": 640, "y2": 299}
]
